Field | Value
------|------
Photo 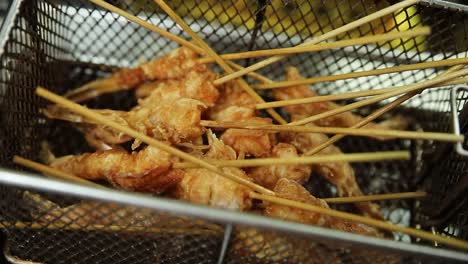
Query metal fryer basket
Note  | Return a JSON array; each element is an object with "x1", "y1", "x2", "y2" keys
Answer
[{"x1": 0, "y1": 0, "x2": 468, "y2": 263}]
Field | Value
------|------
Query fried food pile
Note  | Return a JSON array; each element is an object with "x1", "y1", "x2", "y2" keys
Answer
[{"x1": 41, "y1": 47, "x2": 410, "y2": 258}]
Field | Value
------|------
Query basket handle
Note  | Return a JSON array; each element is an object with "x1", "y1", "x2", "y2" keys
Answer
[{"x1": 450, "y1": 85, "x2": 468, "y2": 156}]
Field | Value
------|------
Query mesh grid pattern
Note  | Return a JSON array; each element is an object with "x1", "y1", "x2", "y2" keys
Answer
[{"x1": 0, "y1": 0, "x2": 468, "y2": 263}]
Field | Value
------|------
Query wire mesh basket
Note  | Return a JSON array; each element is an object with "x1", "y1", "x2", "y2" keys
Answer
[{"x1": 0, "y1": 0, "x2": 468, "y2": 263}]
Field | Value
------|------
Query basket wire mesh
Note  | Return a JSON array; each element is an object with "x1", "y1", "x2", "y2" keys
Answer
[{"x1": 0, "y1": 0, "x2": 468, "y2": 263}]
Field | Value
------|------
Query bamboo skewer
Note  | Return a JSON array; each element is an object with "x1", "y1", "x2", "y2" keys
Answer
[
  {"x1": 289, "y1": 68, "x2": 468, "y2": 126},
  {"x1": 36, "y1": 87, "x2": 274, "y2": 195},
  {"x1": 226, "y1": 61, "x2": 273, "y2": 84},
  {"x1": 152, "y1": 0, "x2": 287, "y2": 125},
  {"x1": 88, "y1": 0, "x2": 278, "y2": 86},
  {"x1": 15, "y1": 154, "x2": 420, "y2": 203},
  {"x1": 213, "y1": 0, "x2": 421, "y2": 85},
  {"x1": 200, "y1": 120, "x2": 464, "y2": 143},
  {"x1": 323, "y1": 192, "x2": 427, "y2": 203},
  {"x1": 173, "y1": 151, "x2": 410, "y2": 169},
  {"x1": 254, "y1": 76, "x2": 468, "y2": 110},
  {"x1": 88, "y1": 0, "x2": 430, "y2": 93},
  {"x1": 85, "y1": 0, "x2": 273, "y2": 109},
  {"x1": 304, "y1": 92, "x2": 418, "y2": 156},
  {"x1": 89, "y1": 0, "x2": 204, "y2": 54},
  {"x1": 249, "y1": 192, "x2": 468, "y2": 250},
  {"x1": 255, "y1": 57, "x2": 468, "y2": 90},
  {"x1": 197, "y1": 28, "x2": 430, "y2": 64},
  {"x1": 303, "y1": 65, "x2": 465, "y2": 156},
  {"x1": 13, "y1": 156, "x2": 104, "y2": 188}
]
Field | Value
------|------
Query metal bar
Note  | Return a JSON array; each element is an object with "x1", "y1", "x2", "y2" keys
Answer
[
  {"x1": 0, "y1": 0, "x2": 24, "y2": 56},
  {"x1": 450, "y1": 85, "x2": 468, "y2": 156},
  {"x1": 422, "y1": 0, "x2": 468, "y2": 13},
  {"x1": 217, "y1": 224, "x2": 233, "y2": 264}
]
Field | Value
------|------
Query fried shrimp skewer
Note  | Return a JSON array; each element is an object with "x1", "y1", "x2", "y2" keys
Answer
[
  {"x1": 45, "y1": 68, "x2": 219, "y2": 148},
  {"x1": 281, "y1": 117, "x2": 383, "y2": 220},
  {"x1": 172, "y1": 132, "x2": 254, "y2": 211},
  {"x1": 208, "y1": 82, "x2": 275, "y2": 157},
  {"x1": 247, "y1": 143, "x2": 312, "y2": 189},
  {"x1": 273, "y1": 67, "x2": 408, "y2": 134},
  {"x1": 66, "y1": 47, "x2": 206, "y2": 102},
  {"x1": 49, "y1": 146, "x2": 184, "y2": 194},
  {"x1": 45, "y1": 98, "x2": 207, "y2": 148},
  {"x1": 265, "y1": 179, "x2": 383, "y2": 237}
]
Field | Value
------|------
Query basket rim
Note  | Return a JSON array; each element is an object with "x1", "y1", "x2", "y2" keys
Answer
[
  {"x1": 422, "y1": 0, "x2": 468, "y2": 13},
  {"x1": 0, "y1": 0, "x2": 23, "y2": 58}
]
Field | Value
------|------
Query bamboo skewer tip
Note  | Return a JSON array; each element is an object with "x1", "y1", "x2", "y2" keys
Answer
[{"x1": 213, "y1": 0, "x2": 423, "y2": 85}]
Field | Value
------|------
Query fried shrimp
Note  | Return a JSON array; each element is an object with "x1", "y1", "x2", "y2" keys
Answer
[
  {"x1": 50, "y1": 146, "x2": 183, "y2": 194},
  {"x1": 136, "y1": 67, "x2": 219, "y2": 106},
  {"x1": 265, "y1": 179, "x2": 382, "y2": 237},
  {"x1": 173, "y1": 133, "x2": 253, "y2": 211},
  {"x1": 66, "y1": 47, "x2": 204, "y2": 102},
  {"x1": 273, "y1": 67, "x2": 408, "y2": 133},
  {"x1": 280, "y1": 118, "x2": 383, "y2": 220},
  {"x1": 247, "y1": 143, "x2": 312, "y2": 189},
  {"x1": 128, "y1": 97, "x2": 207, "y2": 145},
  {"x1": 45, "y1": 96, "x2": 207, "y2": 147}
]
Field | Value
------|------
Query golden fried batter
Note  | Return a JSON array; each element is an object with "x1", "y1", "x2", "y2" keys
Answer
[
  {"x1": 136, "y1": 67, "x2": 219, "y2": 106},
  {"x1": 273, "y1": 66, "x2": 408, "y2": 132},
  {"x1": 173, "y1": 134, "x2": 253, "y2": 211},
  {"x1": 280, "y1": 120, "x2": 383, "y2": 220},
  {"x1": 248, "y1": 143, "x2": 312, "y2": 189},
  {"x1": 265, "y1": 179, "x2": 382, "y2": 237},
  {"x1": 50, "y1": 146, "x2": 182, "y2": 194}
]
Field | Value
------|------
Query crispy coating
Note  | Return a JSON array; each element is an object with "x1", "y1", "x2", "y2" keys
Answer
[
  {"x1": 112, "y1": 67, "x2": 146, "y2": 90},
  {"x1": 265, "y1": 179, "x2": 382, "y2": 237},
  {"x1": 136, "y1": 68, "x2": 219, "y2": 107},
  {"x1": 43, "y1": 107, "x2": 132, "y2": 147},
  {"x1": 220, "y1": 116, "x2": 273, "y2": 157},
  {"x1": 50, "y1": 146, "x2": 182, "y2": 194},
  {"x1": 66, "y1": 47, "x2": 205, "y2": 103},
  {"x1": 212, "y1": 101, "x2": 273, "y2": 157},
  {"x1": 45, "y1": 96, "x2": 207, "y2": 147},
  {"x1": 205, "y1": 131, "x2": 237, "y2": 160},
  {"x1": 208, "y1": 80, "x2": 257, "y2": 119},
  {"x1": 266, "y1": 178, "x2": 330, "y2": 226},
  {"x1": 128, "y1": 98, "x2": 207, "y2": 144},
  {"x1": 140, "y1": 47, "x2": 203, "y2": 80},
  {"x1": 175, "y1": 167, "x2": 253, "y2": 210},
  {"x1": 209, "y1": 105, "x2": 256, "y2": 122},
  {"x1": 173, "y1": 134, "x2": 253, "y2": 211},
  {"x1": 247, "y1": 143, "x2": 312, "y2": 189},
  {"x1": 280, "y1": 118, "x2": 383, "y2": 220},
  {"x1": 208, "y1": 81, "x2": 274, "y2": 157},
  {"x1": 273, "y1": 67, "x2": 408, "y2": 133}
]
